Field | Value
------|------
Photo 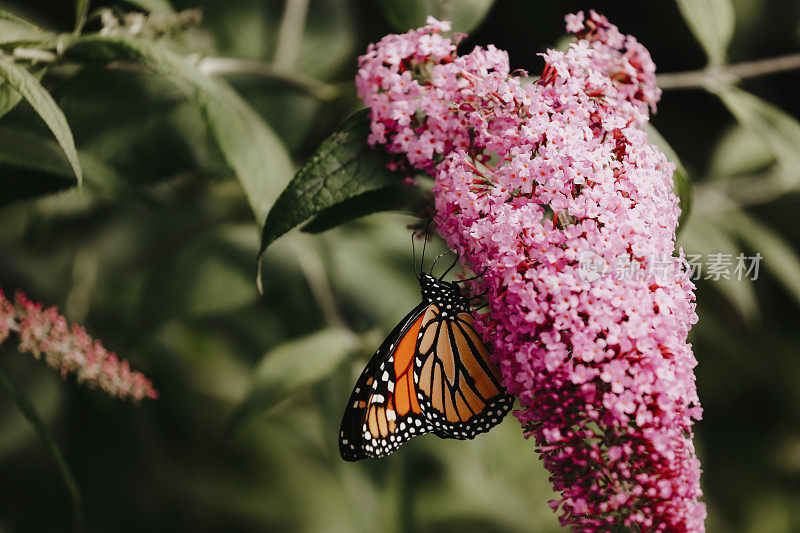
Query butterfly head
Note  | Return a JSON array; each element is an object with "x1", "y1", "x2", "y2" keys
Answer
[{"x1": 419, "y1": 273, "x2": 470, "y2": 314}]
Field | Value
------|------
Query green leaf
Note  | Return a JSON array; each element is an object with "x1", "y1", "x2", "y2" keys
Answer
[
  {"x1": 678, "y1": 214, "x2": 758, "y2": 322},
  {"x1": 66, "y1": 36, "x2": 292, "y2": 224},
  {"x1": 0, "y1": 9, "x2": 56, "y2": 52},
  {"x1": 0, "y1": 366, "x2": 82, "y2": 530},
  {"x1": 259, "y1": 109, "x2": 401, "y2": 255},
  {"x1": 0, "y1": 9, "x2": 42, "y2": 29},
  {"x1": 379, "y1": 0, "x2": 496, "y2": 33},
  {"x1": 197, "y1": 80, "x2": 293, "y2": 224},
  {"x1": 0, "y1": 126, "x2": 126, "y2": 204},
  {"x1": 0, "y1": 63, "x2": 45, "y2": 120},
  {"x1": 716, "y1": 86, "x2": 800, "y2": 182},
  {"x1": 646, "y1": 125, "x2": 693, "y2": 231},
  {"x1": 708, "y1": 125, "x2": 774, "y2": 178},
  {"x1": 302, "y1": 185, "x2": 427, "y2": 234},
  {"x1": 297, "y1": 0, "x2": 357, "y2": 80},
  {"x1": 0, "y1": 57, "x2": 83, "y2": 186},
  {"x1": 675, "y1": 0, "x2": 735, "y2": 65},
  {"x1": 225, "y1": 328, "x2": 357, "y2": 437},
  {"x1": 726, "y1": 211, "x2": 800, "y2": 308},
  {"x1": 53, "y1": 66, "x2": 231, "y2": 187},
  {"x1": 74, "y1": 0, "x2": 90, "y2": 33},
  {"x1": 0, "y1": 79, "x2": 23, "y2": 118},
  {"x1": 0, "y1": 64, "x2": 46, "y2": 120},
  {"x1": 0, "y1": 9, "x2": 56, "y2": 45}
]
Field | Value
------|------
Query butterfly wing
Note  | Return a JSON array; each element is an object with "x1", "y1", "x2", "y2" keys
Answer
[
  {"x1": 414, "y1": 306, "x2": 513, "y2": 439},
  {"x1": 339, "y1": 302, "x2": 433, "y2": 461}
]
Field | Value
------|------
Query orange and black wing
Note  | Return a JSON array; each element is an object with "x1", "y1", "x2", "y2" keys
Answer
[
  {"x1": 339, "y1": 303, "x2": 433, "y2": 461},
  {"x1": 414, "y1": 306, "x2": 513, "y2": 439}
]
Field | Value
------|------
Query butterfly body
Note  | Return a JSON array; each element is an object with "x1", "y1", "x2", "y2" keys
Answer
[{"x1": 339, "y1": 271, "x2": 513, "y2": 462}]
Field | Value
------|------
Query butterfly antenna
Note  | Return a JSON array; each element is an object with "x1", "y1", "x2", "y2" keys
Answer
[
  {"x1": 411, "y1": 231, "x2": 419, "y2": 278},
  {"x1": 439, "y1": 253, "x2": 459, "y2": 280},
  {"x1": 421, "y1": 220, "x2": 431, "y2": 271},
  {"x1": 429, "y1": 249, "x2": 454, "y2": 275},
  {"x1": 454, "y1": 266, "x2": 489, "y2": 284},
  {"x1": 469, "y1": 289, "x2": 489, "y2": 300}
]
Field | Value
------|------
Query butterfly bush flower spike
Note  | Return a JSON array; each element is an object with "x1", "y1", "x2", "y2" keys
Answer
[
  {"x1": 0, "y1": 288, "x2": 158, "y2": 401},
  {"x1": 357, "y1": 11, "x2": 705, "y2": 531}
]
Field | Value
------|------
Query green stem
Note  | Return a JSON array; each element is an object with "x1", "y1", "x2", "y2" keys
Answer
[
  {"x1": 290, "y1": 236, "x2": 349, "y2": 330},
  {"x1": 693, "y1": 169, "x2": 800, "y2": 214},
  {"x1": 273, "y1": 0, "x2": 309, "y2": 69},
  {"x1": 74, "y1": 0, "x2": 91, "y2": 35},
  {"x1": 657, "y1": 52, "x2": 800, "y2": 90},
  {"x1": 196, "y1": 57, "x2": 337, "y2": 101},
  {"x1": 0, "y1": 365, "x2": 84, "y2": 532}
]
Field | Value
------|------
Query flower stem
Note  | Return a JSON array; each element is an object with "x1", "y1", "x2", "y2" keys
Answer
[
  {"x1": 658, "y1": 52, "x2": 800, "y2": 90},
  {"x1": 0, "y1": 364, "x2": 84, "y2": 532},
  {"x1": 196, "y1": 57, "x2": 337, "y2": 101},
  {"x1": 289, "y1": 236, "x2": 350, "y2": 331},
  {"x1": 273, "y1": 0, "x2": 310, "y2": 69},
  {"x1": 693, "y1": 168, "x2": 799, "y2": 214}
]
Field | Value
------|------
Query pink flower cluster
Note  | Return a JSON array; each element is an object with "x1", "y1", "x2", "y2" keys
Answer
[
  {"x1": 0, "y1": 288, "x2": 158, "y2": 402},
  {"x1": 357, "y1": 11, "x2": 705, "y2": 531}
]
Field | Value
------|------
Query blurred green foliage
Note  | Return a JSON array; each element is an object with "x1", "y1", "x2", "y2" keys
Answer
[{"x1": 0, "y1": 0, "x2": 799, "y2": 532}]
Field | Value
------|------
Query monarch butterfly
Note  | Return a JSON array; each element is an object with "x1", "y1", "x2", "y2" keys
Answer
[{"x1": 339, "y1": 230, "x2": 513, "y2": 461}]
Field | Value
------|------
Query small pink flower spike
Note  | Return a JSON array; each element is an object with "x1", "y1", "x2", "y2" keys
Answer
[{"x1": 0, "y1": 288, "x2": 158, "y2": 402}]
